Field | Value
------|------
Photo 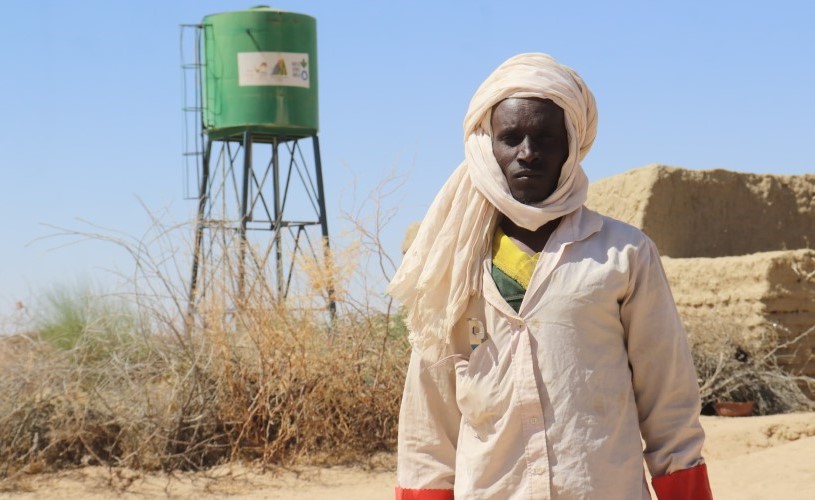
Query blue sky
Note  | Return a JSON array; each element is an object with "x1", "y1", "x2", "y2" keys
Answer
[{"x1": 1, "y1": 0, "x2": 813, "y2": 318}]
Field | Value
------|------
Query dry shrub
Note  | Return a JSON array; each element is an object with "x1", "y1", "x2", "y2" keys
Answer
[
  {"x1": 689, "y1": 322, "x2": 815, "y2": 415},
  {"x1": 188, "y1": 290, "x2": 408, "y2": 468},
  {"x1": 0, "y1": 302, "x2": 408, "y2": 477},
  {"x1": 689, "y1": 260, "x2": 815, "y2": 415},
  {"x1": 0, "y1": 185, "x2": 410, "y2": 478}
]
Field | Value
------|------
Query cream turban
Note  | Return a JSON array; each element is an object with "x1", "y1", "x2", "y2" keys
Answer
[{"x1": 388, "y1": 53, "x2": 598, "y2": 348}]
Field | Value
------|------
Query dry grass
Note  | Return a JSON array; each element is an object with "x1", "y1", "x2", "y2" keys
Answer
[
  {"x1": 0, "y1": 191, "x2": 410, "y2": 479},
  {"x1": 0, "y1": 295, "x2": 408, "y2": 479}
]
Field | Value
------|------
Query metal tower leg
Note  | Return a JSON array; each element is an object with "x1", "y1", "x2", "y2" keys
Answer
[
  {"x1": 272, "y1": 137, "x2": 284, "y2": 297},
  {"x1": 312, "y1": 135, "x2": 336, "y2": 316},
  {"x1": 187, "y1": 133, "x2": 335, "y2": 318},
  {"x1": 238, "y1": 131, "x2": 253, "y2": 303},
  {"x1": 188, "y1": 138, "x2": 212, "y2": 317}
]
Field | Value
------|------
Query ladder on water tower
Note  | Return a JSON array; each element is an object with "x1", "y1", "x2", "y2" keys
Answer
[{"x1": 180, "y1": 24, "x2": 206, "y2": 202}]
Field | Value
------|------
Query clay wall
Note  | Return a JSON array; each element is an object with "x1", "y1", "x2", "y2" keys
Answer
[
  {"x1": 662, "y1": 250, "x2": 815, "y2": 378},
  {"x1": 586, "y1": 165, "x2": 815, "y2": 258}
]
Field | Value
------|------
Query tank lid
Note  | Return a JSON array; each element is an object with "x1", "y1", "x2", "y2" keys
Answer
[
  {"x1": 202, "y1": 5, "x2": 299, "y2": 21},
  {"x1": 249, "y1": 5, "x2": 282, "y2": 11}
]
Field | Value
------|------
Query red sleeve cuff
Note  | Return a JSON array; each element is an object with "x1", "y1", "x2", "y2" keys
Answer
[
  {"x1": 652, "y1": 463, "x2": 713, "y2": 500},
  {"x1": 395, "y1": 486, "x2": 454, "y2": 500}
]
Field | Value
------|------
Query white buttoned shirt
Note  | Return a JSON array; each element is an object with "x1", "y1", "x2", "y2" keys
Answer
[{"x1": 396, "y1": 207, "x2": 706, "y2": 499}]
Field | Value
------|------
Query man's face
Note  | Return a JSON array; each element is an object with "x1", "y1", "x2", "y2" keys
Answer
[{"x1": 490, "y1": 98, "x2": 569, "y2": 205}]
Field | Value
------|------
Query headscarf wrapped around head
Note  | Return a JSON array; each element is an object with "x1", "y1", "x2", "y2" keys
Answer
[{"x1": 388, "y1": 53, "x2": 598, "y2": 349}]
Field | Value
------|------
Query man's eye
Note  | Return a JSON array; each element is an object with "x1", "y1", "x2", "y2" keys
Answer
[{"x1": 500, "y1": 135, "x2": 521, "y2": 146}]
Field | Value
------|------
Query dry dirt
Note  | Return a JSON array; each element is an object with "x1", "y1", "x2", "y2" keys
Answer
[{"x1": 2, "y1": 412, "x2": 814, "y2": 499}]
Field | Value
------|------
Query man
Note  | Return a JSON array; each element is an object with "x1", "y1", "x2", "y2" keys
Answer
[{"x1": 389, "y1": 53, "x2": 712, "y2": 499}]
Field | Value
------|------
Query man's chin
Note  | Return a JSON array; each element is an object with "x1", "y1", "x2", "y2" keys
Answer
[
  {"x1": 511, "y1": 192, "x2": 547, "y2": 206},
  {"x1": 508, "y1": 182, "x2": 557, "y2": 206}
]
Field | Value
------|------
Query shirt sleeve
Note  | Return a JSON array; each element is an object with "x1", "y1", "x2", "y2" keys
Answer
[
  {"x1": 620, "y1": 237, "x2": 712, "y2": 498},
  {"x1": 395, "y1": 343, "x2": 460, "y2": 499}
]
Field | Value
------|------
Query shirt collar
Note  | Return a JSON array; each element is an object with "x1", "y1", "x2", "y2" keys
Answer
[{"x1": 548, "y1": 205, "x2": 604, "y2": 249}]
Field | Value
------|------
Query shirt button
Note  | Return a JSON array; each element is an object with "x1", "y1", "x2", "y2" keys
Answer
[
  {"x1": 530, "y1": 417, "x2": 538, "y2": 425},
  {"x1": 531, "y1": 466, "x2": 546, "y2": 475}
]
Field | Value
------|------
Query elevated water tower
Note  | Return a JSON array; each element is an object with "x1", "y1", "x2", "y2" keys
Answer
[{"x1": 181, "y1": 6, "x2": 333, "y2": 311}]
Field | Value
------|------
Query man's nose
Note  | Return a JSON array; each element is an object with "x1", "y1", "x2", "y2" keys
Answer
[{"x1": 517, "y1": 136, "x2": 538, "y2": 163}]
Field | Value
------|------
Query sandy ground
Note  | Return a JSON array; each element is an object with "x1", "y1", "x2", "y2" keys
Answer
[{"x1": 2, "y1": 412, "x2": 814, "y2": 499}]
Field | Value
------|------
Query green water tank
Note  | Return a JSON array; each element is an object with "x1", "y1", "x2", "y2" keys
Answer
[{"x1": 202, "y1": 6, "x2": 318, "y2": 139}]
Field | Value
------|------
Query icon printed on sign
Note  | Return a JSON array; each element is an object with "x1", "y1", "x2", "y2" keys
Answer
[
  {"x1": 467, "y1": 318, "x2": 486, "y2": 350},
  {"x1": 272, "y1": 58, "x2": 287, "y2": 76}
]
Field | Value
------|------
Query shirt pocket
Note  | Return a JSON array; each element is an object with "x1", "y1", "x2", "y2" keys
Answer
[
  {"x1": 453, "y1": 339, "x2": 513, "y2": 440},
  {"x1": 539, "y1": 265, "x2": 626, "y2": 319},
  {"x1": 537, "y1": 273, "x2": 624, "y2": 336}
]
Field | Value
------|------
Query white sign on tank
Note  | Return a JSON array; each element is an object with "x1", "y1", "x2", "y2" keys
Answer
[{"x1": 237, "y1": 52, "x2": 310, "y2": 88}]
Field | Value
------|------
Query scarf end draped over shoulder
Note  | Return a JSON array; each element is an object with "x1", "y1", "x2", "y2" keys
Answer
[{"x1": 387, "y1": 163, "x2": 498, "y2": 349}]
